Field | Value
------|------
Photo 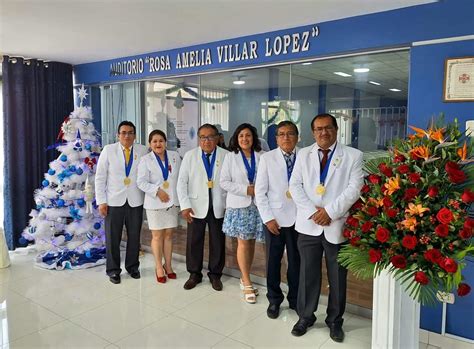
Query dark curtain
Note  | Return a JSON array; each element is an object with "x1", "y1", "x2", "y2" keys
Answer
[{"x1": 2, "y1": 56, "x2": 73, "y2": 249}]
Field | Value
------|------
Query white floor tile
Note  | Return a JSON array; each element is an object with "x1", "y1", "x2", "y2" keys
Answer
[
  {"x1": 0, "y1": 301, "x2": 64, "y2": 345},
  {"x1": 0, "y1": 285, "x2": 29, "y2": 306},
  {"x1": 320, "y1": 336, "x2": 371, "y2": 349},
  {"x1": 212, "y1": 337, "x2": 252, "y2": 348},
  {"x1": 7, "y1": 320, "x2": 110, "y2": 348},
  {"x1": 70, "y1": 296, "x2": 168, "y2": 343},
  {"x1": 116, "y1": 315, "x2": 224, "y2": 348},
  {"x1": 343, "y1": 314, "x2": 372, "y2": 344}
]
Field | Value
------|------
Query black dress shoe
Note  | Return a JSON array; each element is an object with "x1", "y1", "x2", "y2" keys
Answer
[
  {"x1": 109, "y1": 274, "x2": 121, "y2": 284},
  {"x1": 210, "y1": 278, "x2": 223, "y2": 291},
  {"x1": 183, "y1": 277, "x2": 202, "y2": 290},
  {"x1": 291, "y1": 318, "x2": 315, "y2": 337},
  {"x1": 267, "y1": 304, "x2": 280, "y2": 319},
  {"x1": 129, "y1": 271, "x2": 141, "y2": 279},
  {"x1": 329, "y1": 325, "x2": 345, "y2": 342}
]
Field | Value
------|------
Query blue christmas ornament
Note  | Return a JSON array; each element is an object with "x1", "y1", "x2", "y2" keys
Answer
[
  {"x1": 60, "y1": 154, "x2": 68, "y2": 162},
  {"x1": 68, "y1": 165, "x2": 77, "y2": 172},
  {"x1": 64, "y1": 234, "x2": 73, "y2": 241},
  {"x1": 77, "y1": 198, "x2": 86, "y2": 207},
  {"x1": 57, "y1": 199, "x2": 65, "y2": 207},
  {"x1": 76, "y1": 168, "x2": 83, "y2": 175},
  {"x1": 85, "y1": 144, "x2": 92, "y2": 151},
  {"x1": 48, "y1": 169, "x2": 56, "y2": 175},
  {"x1": 93, "y1": 222, "x2": 101, "y2": 230},
  {"x1": 42, "y1": 179, "x2": 50, "y2": 187},
  {"x1": 18, "y1": 237, "x2": 28, "y2": 245},
  {"x1": 85, "y1": 250, "x2": 91, "y2": 258}
]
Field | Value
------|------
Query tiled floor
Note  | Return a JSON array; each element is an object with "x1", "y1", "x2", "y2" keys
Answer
[{"x1": 1, "y1": 248, "x2": 374, "y2": 348}]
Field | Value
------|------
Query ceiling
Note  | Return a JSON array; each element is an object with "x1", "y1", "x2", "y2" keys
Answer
[{"x1": 1, "y1": 0, "x2": 435, "y2": 65}]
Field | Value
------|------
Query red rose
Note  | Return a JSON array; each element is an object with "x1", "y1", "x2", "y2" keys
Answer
[
  {"x1": 448, "y1": 169, "x2": 466, "y2": 184},
  {"x1": 367, "y1": 206, "x2": 379, "y2": 217},
  {"x1": 368, "y1": 249, "x2": 382, "y2": 263},
  {"x1": 461, "y1": 189, "x2": 474, "y2": 204},
  {"x1": 382, "y1": 197, "x2": 393, "y2": 208},
  {"x1": 385, "y1": 208, "x2": 399, "y2": 218},
  {"x1": 361, "y1": 221, "x2": 373, "y2": 233},
  {"x1": 376, "y1": 227, "x2": 390, "y2": 243},
  {"x1": 424, "y1": 249, "x2": 443, "y2": 264},
  {"x1": 368, "y1": 174, "x2": 382, "y2": 184},
  {"x1": 459, "y1": 228, "x2": 472, "y2": 240},
  {"x1": 361, "y1": 184, "x2": 370, "y2": 194},
  {"x1": 445, "y1": 161, "x2": 459, "y2": 172},
  {"x1": 402, "y1": 235, "x2": 418, "y2": 250},
  {"x1": 457, "y1": 283, "x2": 471, "y2": 297},
  {"x1": 403, "y1": 188, "x2": 420, "y2": 201},
  {"x1": 427, "y1": 186, "x2": 439, "y2": 198},
  {"x1": 408, "y1": 173, "x2": 421, "y2": 184},
  {"x1": 378, "y1": 163, "x2": 393, "y2": 177},
  {"x1": 394, "y1": 154, "x2": 406, "y2": 163},
  {"x1": 436, "y1": 208, "x2": 453, "y2": 225},
  {"x1": 343, "y1": 229, "x2": 352, "y2": 239},
  {"x1": 465, "y1": 218, "x2": 474, "y2": 229},
  {"x1": 391, "y1": 255, "x2": 407, "y2": 269},
  {"x1": 350, "y1": 237, "x2": 361, "y2": 246},
  {"x1": 352, "y1": 200, "x2": 363, "y2": 210},
  {"x1": 440, "y1": 258, "x2": 458, "y2": 273},
  {"x1": 435, "y1": 224, "x2": 450, "y2": 238},
  {"x1": 346, "y1": 216, "x2": 359, "y2": 228},
  {"x1": 414, "y1": 271, "x2": 429, "y2": 285},
  {"x1": 397, "y1": 164, "x2": 410, "y2": 174}
]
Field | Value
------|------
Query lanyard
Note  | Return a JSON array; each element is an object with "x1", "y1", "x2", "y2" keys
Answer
[
  {"x1": 155, "y1": 151, "x2": 169, "y2": 181},
  {"x1": 240, "y1": 150, "x2": 256, "y2": 184},
  {"x1": 124, "y1": 147, "x2": 134, "y2": 177},
  {"x1": 319, "y1": 144, "x2": 336, "y2": 185},
  {"x1": 202, "y1": 150, "x2": 217, "y2": 180},
  {"x1": 285, "y1": 152, "x2": 296, "y2": 182}
]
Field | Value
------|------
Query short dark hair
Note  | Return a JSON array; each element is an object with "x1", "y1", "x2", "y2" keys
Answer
[
  {"x1": 275, "y1": 120, "x2": 299, "y2": 136},
  {"x1": 118, "y1": 121, "x2": 136, "y2": 134},
  {"x1": 148, "y1": 129, "x2": 167, "y2": 143},
  {"x1": 228, "y1": 123, "x2": 262, "y2": 153},
  {"x1": 311, "y1": 113, "x2": 338, "y2": 131},
  {"x1": 198, "y1": 123, "x2": 219, "y2": 136}
]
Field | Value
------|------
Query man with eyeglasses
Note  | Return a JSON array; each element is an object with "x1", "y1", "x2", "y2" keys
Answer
[
  {"x1": 255, "y1": 121, "x2": 301, "y2": 319},
  {"x1": 95, "y1": 121, "x2": 148, "y2": 284},
  {"x1": 177, "y1": 124, "x2": 229, "y2": 291},
  {"x1": 289, "y1": 114, "x2": 364, "y2": 342}
]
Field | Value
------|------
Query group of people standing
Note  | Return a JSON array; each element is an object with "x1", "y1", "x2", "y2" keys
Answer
[{"x1": 95, "y1": 113, "x2": 364, "y2": 342}]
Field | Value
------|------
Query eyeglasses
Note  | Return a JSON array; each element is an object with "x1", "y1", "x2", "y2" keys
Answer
[
  {"x1": 199, "y1": 135, "x2": 217, "y2": 141},
  {"x1": 276, "y1": 131, "x2": 297, "y2": 138},
  {"x1": 119, "y1": 131, "x2": 135, "y2": 136},
  {"x1": 313, "y1": 126, "x2": 336, "y2": 133}
]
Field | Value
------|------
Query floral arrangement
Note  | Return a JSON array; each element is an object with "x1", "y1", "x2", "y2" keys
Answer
[{"x1": 338, "y1": 119, "x2": 474, "y2": 305}]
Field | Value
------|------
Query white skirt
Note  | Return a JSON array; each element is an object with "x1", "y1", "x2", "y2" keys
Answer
[{"x1": 146, "y1": 206, "x2": 179, "y2": 230}]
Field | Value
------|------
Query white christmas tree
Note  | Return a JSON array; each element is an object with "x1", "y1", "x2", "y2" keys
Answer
[{"x1": 21, "y1": 85, "x2": 106, "y2": 269}]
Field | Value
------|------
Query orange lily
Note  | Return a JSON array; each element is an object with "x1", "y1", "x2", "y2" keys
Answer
[
  {"x1": 428, "y1": 127, "x2": 445, "y2": 143},
  {"x1": 457, "y1": 141, "x2": 467, "y2": 161},
  {"x1": 401, "y1": 216, "x2": 418, "y2": 232},
  {"x1": 409, "y1": 125, "x2": 429, "y2": 138},
  {"x1": 410, "y1": 146, "x2": 430, "y2": 161},
  {"x1": 405, "y1": 203, "x2": 430, "y2": 217},
  {"x1": 384, "y1": 175, "x2": 401, "y2": 195}
]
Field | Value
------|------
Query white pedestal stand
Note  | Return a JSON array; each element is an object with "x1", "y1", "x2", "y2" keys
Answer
[
  {"x1": 0, "y1": 228, "x2": 11, "y2": 268},
  {"x1": 371, "y1": 269, "x2": 420, "y2": 349}
]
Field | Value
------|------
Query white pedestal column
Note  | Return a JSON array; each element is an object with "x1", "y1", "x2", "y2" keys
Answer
[{"x1": 371, "y1": 269, "x2": 420, "y2": 349}]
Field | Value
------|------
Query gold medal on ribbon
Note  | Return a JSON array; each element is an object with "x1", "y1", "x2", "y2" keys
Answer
[
  {"x1": 124, "y1": 177, "x2": 131, "y2": 186},
  {"x1": 286, "y1": 190, "x2": 292, "y2": 199},
  {"x1": 315, "y1": 184, "x2": 326, "y2": 195},
  {"x1": 207, "y1": 180, "x2": 214, "y2": 189},
  {"x1": 162, "y1": 181, "x2": 169, "y2": 189}
]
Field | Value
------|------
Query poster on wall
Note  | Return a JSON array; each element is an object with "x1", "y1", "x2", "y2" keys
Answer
[
  {"x1": 443, "y1": 57, "x2": 474, "y2": 102},
  {"x1": 166, "y1": 97, "x2": 198, "y2": 157}
]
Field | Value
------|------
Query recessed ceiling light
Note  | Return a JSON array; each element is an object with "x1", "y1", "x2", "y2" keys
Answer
[
  {"x1": 302, "y1": 62, "x2": 313, "y2": 65},
  {"x1": 334, "y1": 72, "x2": 352, "y2": 77},
  {"x1": 369, "y1": 81, "x2": 381, "y2": 86},
  {"x1": 389, "y1": 88, "x2": 401, "y2": 92},
  {"x1": 233, "y1": 76, "x2": 246, "y2": 85},
  {"x1": 354, "y1": 68, "x2": 370, "y2": 73}
]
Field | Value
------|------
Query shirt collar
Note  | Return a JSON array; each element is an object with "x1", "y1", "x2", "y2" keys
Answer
[{"x1": 318, "y1": 141, "x2": 337, "y2": 153}]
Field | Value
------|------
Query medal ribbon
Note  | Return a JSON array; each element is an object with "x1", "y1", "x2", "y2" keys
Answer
[
  {"x1": 124, "y1": 147, "x2": 134, "y2": 178},
  {"x1": 155, "y1": 151, "x2": 169, "y2": 181},
  {"x1": 285, "y1": 152, "x2": 296, "y2": 182},
  {"x1": 240, "y1": 150, "x2": 256, "y2": 184},
  {"x1": 202, "y1": 150, "x2": 217, "y2": 181},
  {"x1": 319, "y1": 144, "x2": 336, "y2": 185}
]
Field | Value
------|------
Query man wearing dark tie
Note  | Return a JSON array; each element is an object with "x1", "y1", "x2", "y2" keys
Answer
[
  {"x1": 177, "y1": 124, "x2": 229, "y2": 291},
  {"x1": 95, "y1": 121, "x2": 148, "y2": 284},
  {"x1": 289, "y1": 114, "x2": 364, "y2": 342},
  {"x1": 255, "y1": 120, "x2": 300, "y2": 319}
]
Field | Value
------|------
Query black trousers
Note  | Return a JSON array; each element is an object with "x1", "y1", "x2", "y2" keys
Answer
[
  {"x1": 265, "y1": 225, "x2": 300, "y2": 307},
  {"x1": 296, "y1": 233, "x2": 348, "y2": 326},
  {"x1": 105, "y1": 201, "x2": 143, "y2": 276},
  {"x1": 186, "y1": 208, "x2": 225, "y2": 280}
]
